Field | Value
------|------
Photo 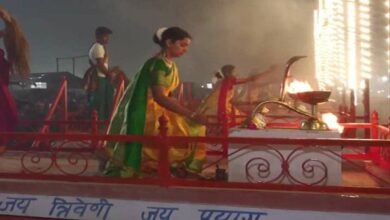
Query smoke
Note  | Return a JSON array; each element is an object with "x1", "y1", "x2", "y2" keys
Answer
[
  {"x1": 3, "y1": 0, "x2": 316, "y2": 85},
  {"x1": 96, "y1": 0, "x2": 316, "y2": 85}
]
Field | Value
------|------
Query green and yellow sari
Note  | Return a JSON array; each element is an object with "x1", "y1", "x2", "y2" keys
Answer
[{"x1": 104, "y1": 55, "x2": 205, "y2": 177}]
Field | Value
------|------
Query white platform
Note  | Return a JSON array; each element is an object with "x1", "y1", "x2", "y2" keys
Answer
[{"x1": 228, "y1": 128, "x2": 342, "y2": 185}]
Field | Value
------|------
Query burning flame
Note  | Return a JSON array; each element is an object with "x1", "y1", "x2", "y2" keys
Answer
[
  {"x1": 287, "y1": 80, "x2": 313, "y2": 94},
  {"x1": 321, "y1": 113, "x2": 344, "y2": 133}
]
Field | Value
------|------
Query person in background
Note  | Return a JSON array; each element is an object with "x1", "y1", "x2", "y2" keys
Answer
[
  {"x1": 88, "y1": 26, "x2": 114, "y2": 121},
  {"x1": 104, "y1": 27, "x2": 207, "y2": 177},
  {"x1": 197, "y1": 64, "x2": 274, "y2": 126},
  {"x1": 0, "y1": 6, "x2": 30, "y2": 151}
]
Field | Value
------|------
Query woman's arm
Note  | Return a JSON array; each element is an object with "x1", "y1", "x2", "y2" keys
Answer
[
  {"x1": 235, "y1": 66, "x2": 277, "y2": 85},
  {"x1": 151, "y1": 85, "x2": 208, "y2": 124},
  {"x1": 151, "y1": 85, "x2": 193, "y2": 118}
]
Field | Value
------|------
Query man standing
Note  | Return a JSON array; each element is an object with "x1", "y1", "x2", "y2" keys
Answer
[{"x1": 88, "y1": 26, "x2": 114, "y2": 121}]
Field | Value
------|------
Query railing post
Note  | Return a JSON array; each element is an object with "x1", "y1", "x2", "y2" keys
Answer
[
  {"x1": 349, "y1": 89, "x2": 356, "y2": 138},
  {"x1": 363, "y1": 79, "x2": 370, "y2": 138},
  {"x1": 158, "y1": 114, "x2": 170, "y2": 186},
  {"x1": 62, "y1": 78, "x2": 68, "y2": 133},
  {"x1": 222, "y1": 112, "x2": 228, "y2": 157},
  {"x1": 369, "y1": 111, "x2": 380, "y2": 162}
]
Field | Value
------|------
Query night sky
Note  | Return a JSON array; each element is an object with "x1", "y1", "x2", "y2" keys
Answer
[{"x1": 1, "y1": 0, "x2": 315, "y2": 84}]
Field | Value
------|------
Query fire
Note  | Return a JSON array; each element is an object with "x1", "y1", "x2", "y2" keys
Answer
[
  {"x1": 287, "y1": 80, "x2": 313, "y2": 94},
  {"x1": 321, "y1": 113, "x2": 344, "y2": 133}
]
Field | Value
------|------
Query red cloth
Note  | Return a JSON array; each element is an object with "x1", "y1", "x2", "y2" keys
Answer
[
  {"x1": 0, "y1": 52, "x2": 17, "y2": 145},
  {"x1": 217, "y1": 77, "x2": 236, "y2": 120}
]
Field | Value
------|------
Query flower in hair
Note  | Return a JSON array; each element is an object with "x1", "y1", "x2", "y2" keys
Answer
[{"x1": 156, "y1": 27, "x2": 168, "y2": 42}]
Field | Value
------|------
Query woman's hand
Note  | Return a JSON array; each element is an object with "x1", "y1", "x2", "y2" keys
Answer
[{"x1": 189, "y1": 112, "x2": 208, "y2": 125}]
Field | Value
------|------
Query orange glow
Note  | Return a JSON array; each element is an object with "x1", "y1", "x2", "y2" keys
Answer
[
  {"x1": 287, "y1": 80, "x2": 313, "y2": 94},
  {"x1": 321, "y1": 113, "x2": 344, "y2": 133}
]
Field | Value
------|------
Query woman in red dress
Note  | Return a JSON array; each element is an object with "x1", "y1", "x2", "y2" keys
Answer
[{"x1": 0, "y1": 7, "x2": 30, "y2": 148}]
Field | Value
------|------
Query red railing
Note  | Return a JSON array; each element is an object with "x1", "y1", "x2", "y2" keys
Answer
[
  {"x1": 1, "y1": 126, "x2": 390, "y2": 195},
  {"x1": 3, "y1": 77, "x2": 390, "y2": 196},
  {"x1": 28, "y1": 78, "x2": 125, "y2": 149},
  {"x1": 31, "y1": 78, "x2": 68, "y2": 147}
]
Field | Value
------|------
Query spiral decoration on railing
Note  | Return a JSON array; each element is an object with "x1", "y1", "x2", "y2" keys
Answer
[
  {"x1": 245, "y1": 145, "x2": 331, "y2": 185},
  {"x1": 245, "y1": 145, "x2": 285, "y2": 183},
  {"x1": 54, "y1": 152, "x2": 89, "y2": 176},
  {"x1": 21, "y1": 139, "x2": 94, "y2": 176},
  {"x1": 21, "y1": 150, "x2": 55, "y2": 174}
]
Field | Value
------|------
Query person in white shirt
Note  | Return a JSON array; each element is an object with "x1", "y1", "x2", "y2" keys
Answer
[{"x1": 88, "y1": 26, "x2": 114, "y2": 121}]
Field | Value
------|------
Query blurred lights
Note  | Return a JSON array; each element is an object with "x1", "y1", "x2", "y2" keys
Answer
[
  {"x1": 359, "y1": 0, "x2": 370, "y2": 5},
  {"x1": 30, "y1": 82, "x2": 47, "y2": 89},
  {"x1": 314, "y1": 0, "x2": 389, "y2": 103},
  {"x1": 347, "y1": 1, "x2": 357, "y2": 93},
  {"x1": 361, "y1": 73, "x2": 372, "y2": 79}
]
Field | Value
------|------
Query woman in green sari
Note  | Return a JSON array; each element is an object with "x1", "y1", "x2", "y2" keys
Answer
[{"x1": 104, "y1": 27, "x2": 206, "y2": 177}]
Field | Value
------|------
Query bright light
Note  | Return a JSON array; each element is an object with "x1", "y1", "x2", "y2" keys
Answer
[
  {"x1": 30, "y1": 82, "x2": 47, "y2": 89},
  {"x1": 359, "y1": 19, "x2": 370, "y2": 27},
  {"x1": 360, "y1": 27, "x2": 370, "y2": 34},
  {"x1": 359, "y1": 0, "x2": 370, "y2": 5},
  {"x1": 361, "y1": 57, "x2": 371, "y2": 65},
  {"x1": 381, "y1": 76, "x2": 389, "y2": 82},
  {"x1": 322, "y1": 113, "x2": 344, "y2": 133},
  {"x1": 359, "y1": 5, "x2": 370, "y2": 13},
  {"x1": 360, "y1": 80, "x2": 366, "y2": 89},
  {"x1": 287, "y1": 80, "x2": 313, "y2": 93},
  {"x1": 361, "y1": 50, "x2": 372, "y2": 57},
  {"x1": 359, "y1": 34, "x2": 371, "y2": 41},
  {"x1": 206, "y1": 83, "x2": 213, "y2": 89},
  {"x1": 361, "y1": 73, "x2": 372, "y2": 79},
  {"x1": 347, "y1": 1, "x2": 357, "y2": 94},
  {"x1": 361, "y1": 65, "x2": 372, "y2": 72},
  {"x1": 360, "y1": 42, "x2": 370, "y2": 49},
  {"x1": 314, "y1": 0, "x2": 388, "y2": 103}
]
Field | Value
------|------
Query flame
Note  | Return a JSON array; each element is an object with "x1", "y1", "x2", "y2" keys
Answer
[
  {"x1": 321, "y1": 113, "x2": 344, "y2": 133},
  {"x1": 287, "y1": 80, "x2": 313, "y2": 94}
]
